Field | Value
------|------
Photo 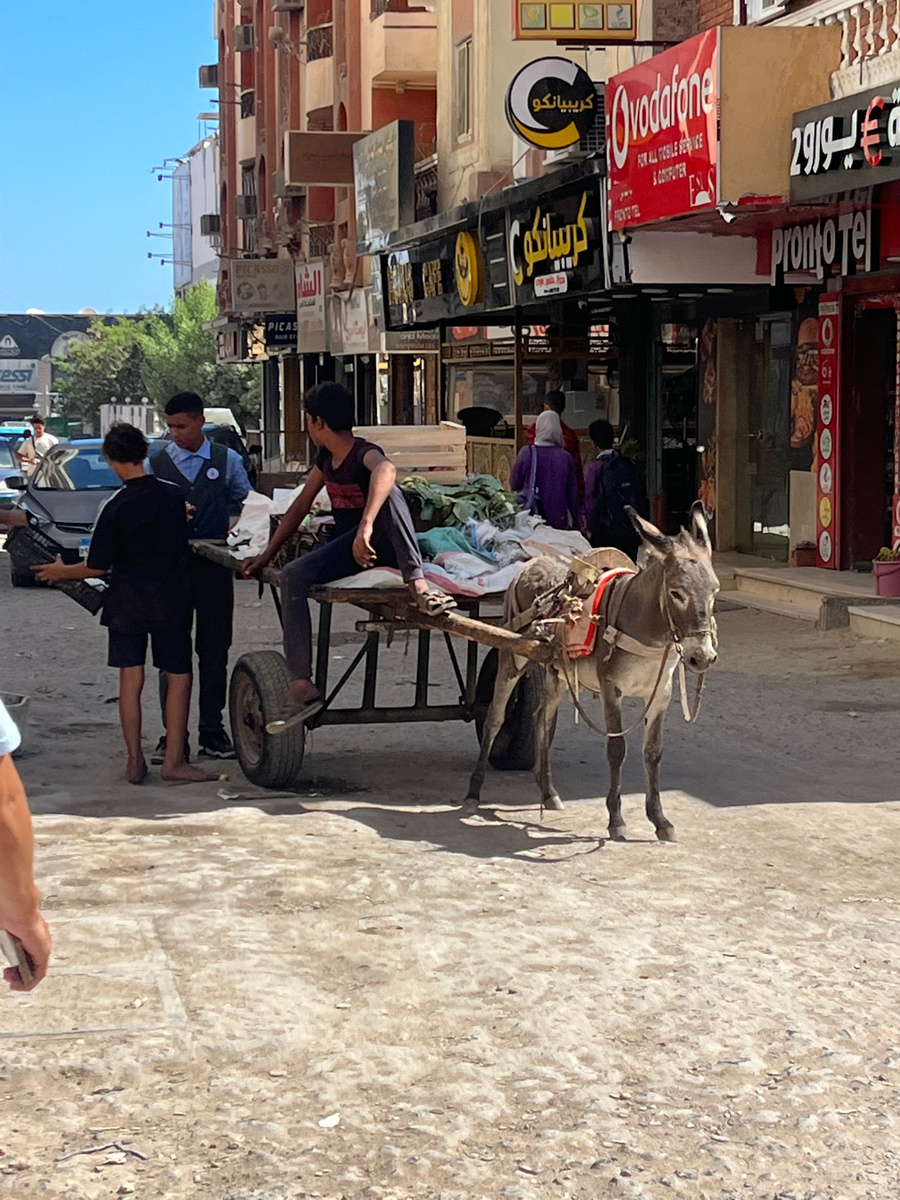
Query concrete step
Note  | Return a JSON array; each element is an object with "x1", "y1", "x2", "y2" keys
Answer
[
  {"x1": 719, "y1": 591, "x2": 818, "y2": 623},
  {"x1": 848, "y1": 605, "x2": 900, "y2": 642},
  {"x1": 733, "y1": 566, "x2": 874, "y2": 613}
]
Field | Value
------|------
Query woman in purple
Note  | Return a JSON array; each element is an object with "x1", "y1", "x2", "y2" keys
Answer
[{"x1": 510, "y1": 410, "x2": 579, "y2": 531}]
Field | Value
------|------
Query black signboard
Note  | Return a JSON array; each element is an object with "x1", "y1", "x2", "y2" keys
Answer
[
  {"x1": 790, "y1": 84, "x2": 900, "y2": 203},
  {"x1": 507, "y1": 178, "x2": 605, "y2": 304},
  {"x1": 354, "y1": 121, "x2": 415, "y2": 255},
  {"x1": 264, "y1": 313, "x2": 299, "y2": 349},
  {"x1": 381, "y1": 211, "x2": 510, "y2": 329}
]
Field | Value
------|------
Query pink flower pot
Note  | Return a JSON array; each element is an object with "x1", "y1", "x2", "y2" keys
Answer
[{"x1": 873, "y1": 560, "x2": 900, "y2": 597}]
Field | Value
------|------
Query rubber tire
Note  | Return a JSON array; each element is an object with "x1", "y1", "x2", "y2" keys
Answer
[
  {"x1": 10, "y1": 567, "x2": 35, "y2": 588},
  {"x1": 474, "y1": 649, "x2": 537, "y2": 772},
  {"x1": 229, "y1": 651, "x2": 306, "y2": 789}
]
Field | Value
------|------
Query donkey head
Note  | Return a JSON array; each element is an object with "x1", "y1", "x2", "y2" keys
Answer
[{"x1": 628, "y1": 503, "x2": 720, "y2": 673}]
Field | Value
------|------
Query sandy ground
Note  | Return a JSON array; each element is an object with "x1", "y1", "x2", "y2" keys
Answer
[{"x1": 0, "y1": 551, "x2": 899, "y2": 1200}]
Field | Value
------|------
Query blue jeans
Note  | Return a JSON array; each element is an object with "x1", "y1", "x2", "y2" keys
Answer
[{"x1": 280, "y1": 486, "x2": 424, "y2": 681}]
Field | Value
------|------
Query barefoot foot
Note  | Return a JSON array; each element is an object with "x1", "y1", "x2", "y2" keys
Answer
[
  {"x1": 161, "y1": 763, "x2": 219, "y2": 784},
  {"x1": 126, "y1": 756, "x2": 148, "y2": 786}
]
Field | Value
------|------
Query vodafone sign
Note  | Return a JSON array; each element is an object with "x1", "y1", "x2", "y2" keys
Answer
[{"x1": 607, "y1": 28, "x2": 719, "y2": 231}]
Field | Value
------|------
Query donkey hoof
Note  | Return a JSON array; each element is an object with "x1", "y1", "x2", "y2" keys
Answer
[
  {"x1": 543, "y1": 794, "x2": 564, "y2": 811},
  {"x1": 608, "y1": 824, "x2": 627, "y2": 842},
  {"x1": 656, "y1": 823, "x2": 677, "y2": 843},
  {"x1": 460, "y1": 796, "x2": 481, "y2": 812}
]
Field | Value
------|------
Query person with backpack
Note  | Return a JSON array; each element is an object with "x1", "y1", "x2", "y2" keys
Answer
[
  {"x1": 584, "y1": 420, "x2": 646, "y2": 561},
  {"x1": 510, "y1": 410, "x2": 579, "y2": 531}
]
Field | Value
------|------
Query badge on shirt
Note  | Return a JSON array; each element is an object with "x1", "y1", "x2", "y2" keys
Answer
[{"x1": 206, "y1": 467, "x2": 220, "y2": 480}]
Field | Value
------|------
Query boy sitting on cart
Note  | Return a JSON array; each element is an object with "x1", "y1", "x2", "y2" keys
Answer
[{"x1": 242, "y1": 383, "x2": 455, "y2": 734}]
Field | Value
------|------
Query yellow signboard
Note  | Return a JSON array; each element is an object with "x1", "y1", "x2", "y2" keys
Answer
[{"x1": 514, "y1": 2, "x2": 637, "y2": 42}]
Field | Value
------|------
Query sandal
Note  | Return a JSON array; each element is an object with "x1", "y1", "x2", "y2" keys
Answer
[
  {"x1": 266, "y1": 695, "x2": 324, "y2": 736},
  {"x1": 411, "y1": 588, "x2": 457, "y2": 618}
]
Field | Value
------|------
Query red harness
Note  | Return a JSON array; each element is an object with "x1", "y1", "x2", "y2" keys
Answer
[{"x1": 566, "y1": 567, "x2": 636, "y2": 659}]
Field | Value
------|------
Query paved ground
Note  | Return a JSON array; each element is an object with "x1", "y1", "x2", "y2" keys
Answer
[{"x1": 1, "y1": 552, "x2": 899, "y2": 1199}]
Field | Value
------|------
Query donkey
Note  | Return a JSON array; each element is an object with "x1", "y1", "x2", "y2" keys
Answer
[{"x1": 465, "y1": 505, "x2": 719, "y2": 842}]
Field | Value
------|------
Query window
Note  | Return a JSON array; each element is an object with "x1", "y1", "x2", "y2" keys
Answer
[
  {"x1": 454, "y1": 37, "x2": 472, "y2": 141},
  {"x1": 745, "y1": 0, "x2": 784, "y2": 23}
]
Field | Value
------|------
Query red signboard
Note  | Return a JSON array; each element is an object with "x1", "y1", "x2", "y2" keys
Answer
[
  {"x1": 815, "y1": 294, "x2": 841, "y2": 569},
  {"x1": 607, "y1": 28, "x2": 719, "y2": 231}
]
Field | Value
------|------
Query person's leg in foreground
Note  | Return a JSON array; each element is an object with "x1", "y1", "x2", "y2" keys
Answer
[
  {"x1": 159, "y1": 669, "x2": 218, "y2": 783},
  {"x1": 0, "y1": 730, "x2": 51, "y2": 991},
  {"x1": 118, "y1": 664, "x2": 149, "y2": 785}
]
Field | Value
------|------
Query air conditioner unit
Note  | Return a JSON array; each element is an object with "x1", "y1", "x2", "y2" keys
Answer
[
  {"x1": 233, "y1": 25, "x2": 255, "y2": 53},
  {"x1": 544, "y1": 82, "x2": 605, "y2": 167},
  {"x1": 200, "y1": 213, "x2": 221, "y2": 236},
  {"x1": 199, "y1": 64, "x2": 219, "y2": 88},
  {"x1": 235, "y1": 195, "x2": 258, "y2": 219},
  {"x1": 272, "y1": 171, "x2": 307, "y2": 200},
  {"x1": 271, "y1": 0, "x2": 305, "y2": 10}
]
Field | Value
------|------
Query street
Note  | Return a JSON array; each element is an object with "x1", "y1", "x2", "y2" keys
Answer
[{"x1": 1, "y1": 554, "x2": 899, "y2": 1199}]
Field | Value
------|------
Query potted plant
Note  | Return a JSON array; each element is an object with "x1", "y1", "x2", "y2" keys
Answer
[{"x1": 873, "y1": 547, "x2": 900, "y2": 596}]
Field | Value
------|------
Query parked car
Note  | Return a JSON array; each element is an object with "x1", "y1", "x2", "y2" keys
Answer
[
  {"x1": 0, "y1": 438, "x2": 22, "y2": 511},
  {"x1": 5, "y1": 438, "x2": 166, "y2": 587}
]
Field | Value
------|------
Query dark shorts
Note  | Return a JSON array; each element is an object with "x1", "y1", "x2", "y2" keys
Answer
[{"x1": 108, "y1": 628, "x2": 192, "y2": 675}]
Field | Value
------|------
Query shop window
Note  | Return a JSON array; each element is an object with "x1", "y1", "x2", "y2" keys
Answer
[
  {"x1": 745, "y1": 0, "x2": 785, "y2": 23},
  {"x1": 454, "y1": 38, "x2": 472, "y2": 142}
]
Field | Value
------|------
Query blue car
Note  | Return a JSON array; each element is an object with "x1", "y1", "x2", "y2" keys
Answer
[{"x1": 0, "y1": 438, "x2": 22, "y2": 510}]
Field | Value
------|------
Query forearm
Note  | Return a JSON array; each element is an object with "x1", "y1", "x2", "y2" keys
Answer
[
  {"x1": 55, "y1": 563, "x2": 106, "y2": 581},
  {"x1": 359, "y1": 462, "x2": 397, "y2": 530},
  {"x1": 0, "y1": 757, "x2": 40, "y2": 926}
]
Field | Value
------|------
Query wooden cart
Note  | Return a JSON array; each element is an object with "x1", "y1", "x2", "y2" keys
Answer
[{"x1": 193, "y1": 540, "x2": 553, "y2": 790}]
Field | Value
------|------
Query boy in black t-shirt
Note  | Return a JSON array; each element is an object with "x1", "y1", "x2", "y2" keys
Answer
[
  {"x1": 34, "y1": 425, "x2": 216, "y2": 787},
  {"x1": 242, "y1": 383, "x2": 455, "y2": 733}
]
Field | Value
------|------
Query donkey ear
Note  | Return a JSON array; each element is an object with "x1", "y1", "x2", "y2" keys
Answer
[
  {"x1": 627, "y1": 506, "x2": 671, "y2": 558},
  {"x1": 689, "y1": 501, "x2": 712, "y2": 554}
]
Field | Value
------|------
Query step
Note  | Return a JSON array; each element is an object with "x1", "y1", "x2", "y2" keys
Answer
[
  {"x1": 848, "y1": 604, "x2": 900, "y2": 642},
  {"x1": 719, "y1": 592, "x2": 818, "y2": 623},
  {"x1": 733, "y1": 567, "x2": 876, "y2": 622}
]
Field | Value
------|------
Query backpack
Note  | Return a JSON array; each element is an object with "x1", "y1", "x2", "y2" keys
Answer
[{"x1": 593, "y1": 452, "x2": 641, "y2": 540}]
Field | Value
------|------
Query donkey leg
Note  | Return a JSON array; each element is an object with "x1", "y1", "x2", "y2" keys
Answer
[
  {"x1": 464, "y1": 653, "x2": 526, "y2": 807},
  {"x1": 534, "y1": 667, "x2": 566, "y2": 811},
  {"x1": 602, "y1": 684, "x2": 627, "y2": 840},
  {"x1": 643, "y1": 703, "x2": 675, "y2": 842}
]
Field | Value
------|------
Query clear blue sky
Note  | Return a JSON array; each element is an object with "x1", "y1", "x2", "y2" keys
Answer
[{"x1": 0, "y1": 1, "x2": 217, "y2": 315}]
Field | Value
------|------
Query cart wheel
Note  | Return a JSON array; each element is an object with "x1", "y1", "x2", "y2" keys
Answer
[
  {"x1": 474, "y1": 649, "x2": 537, "y2": 772},
  {"x1": 229, "y1": 651, "x2": 306, "y2": 789}
]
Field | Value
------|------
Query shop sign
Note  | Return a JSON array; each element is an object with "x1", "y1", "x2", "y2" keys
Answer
[
  {"x1": 512, "y1": 1, "x2": 636, "y2": 44},
  {"x1": 0, "y1": 335, "x2": 21, "y2": 357},
  {"x1": 790, "y1": 84, "x2": 900, "y2": 203},
  {"x1": 339, "y1": 290, "x2": 374, "y2": 356},
  {"x1": 505, "y1": 57, "x2": 598, "y2": 151},
  {"x1": 353, "y1": 121, "x2": 415, "y2": 255},
  {"x1": 383, "y1": 328, "x2": 440, "y2": 353},
  {"x1": 607, "y1": 28, "x2": 718, "y2": 231},
  {"x1": 770, "y1": 209, "x2": 875, "y2": 284},
  {"x1": 454, "y1": 232, "x2": 482, "y2": 306},
  {"x1": 214, "y1": 324, "x2": 248, "y2": 365},
  {"x1": 230, "y1": 257, "x2": 297, "y2": 316},
  {"x1": 507, "y1": 183, "x2": 604, "y2": 302},
  {"x1": 816, "y1": 295, "x2": 841, "y2": 569},
  {"x1": 296, "y1": 259, "x2": 328, "y2": 353},
  {"x1": 0, "y1": 360, "x2": 41, "y2": 394},
  {"x1": 264, "y1": 314, "x2": 298, "y2": 351}
]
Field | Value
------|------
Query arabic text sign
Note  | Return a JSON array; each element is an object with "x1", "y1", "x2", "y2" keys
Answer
[
  {"x1": 790, "y1": 85, "x2": 900, "y2": 202},
  {"x1": 507, "y1": 184, "x2": 604, "y2": 303},
  {"x1": 231, "y1": 258, "x2": 296, "y2": 315},
  {"x1": 505, "y1": 57, "x2": 597, "y2": 151},
  {"x1": 353, "y1": 121, "x2": 415, "y2": 255},
  {"x1": 0, "y1": 360, "x2": 41, "y2": 394},
  {"x1": 296, "y1": 259, "x2": 328, "y2": 353},
  {"x1": 607, "y1": 28, "x2": 718, "y2": 231}
]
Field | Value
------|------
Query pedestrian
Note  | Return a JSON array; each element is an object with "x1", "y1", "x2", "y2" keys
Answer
[
  {"x1": 149, "y1": 392, "x2": 252, "y2": 763},
  {"x1": 0, "y1": 698, "x2": 51, "y2": 991},
  {"x1": 242, "y1": 383, "x2": 455, "y2": 734},
  {"x1": 34, "y1": 424, "x2": 217, "y2": 786},
  {"x1": 510, "y1": 410, "x2": 580, "y2": 532},
  {"x1": 584, "y1": 419, "x2": 645, "y2": 561},
  {"x1": 16, "y1": 416, "x2": 58, "y2": 477},
  {"x1": 526, "y1": 391, "x2": 584, "y2": 503}
]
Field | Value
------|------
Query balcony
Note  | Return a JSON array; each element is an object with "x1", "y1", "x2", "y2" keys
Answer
[
  {"x1": 236, "y1": 106, "x2": 257, "y2": 166},
  {"x1": 771, "y1": 1, "x2": 900, "y2": 95},
  {"x1": 306, "y1": 25, "x2": 334, "y2": 114},
  {"x1": 362, "y1": 5, "x2": 436, "y2": 90}
]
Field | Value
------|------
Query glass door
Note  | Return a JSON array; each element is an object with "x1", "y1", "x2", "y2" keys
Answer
[{"x1": 748, "y1": 317, "x2": 792, "y2": 561}]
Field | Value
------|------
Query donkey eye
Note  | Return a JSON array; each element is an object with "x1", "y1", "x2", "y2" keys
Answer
[{"x1": 670, "y1": 589, "x2": 688, "y2": 605}]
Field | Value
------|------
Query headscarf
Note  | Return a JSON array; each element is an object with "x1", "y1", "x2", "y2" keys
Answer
[{"x1": 534, "y1": 410, "x2": 563, "y2": 447}]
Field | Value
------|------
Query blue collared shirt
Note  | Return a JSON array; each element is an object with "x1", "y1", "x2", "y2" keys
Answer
[{"x1": 151, "y1": 438, "x2": 251, "y2": 506}]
